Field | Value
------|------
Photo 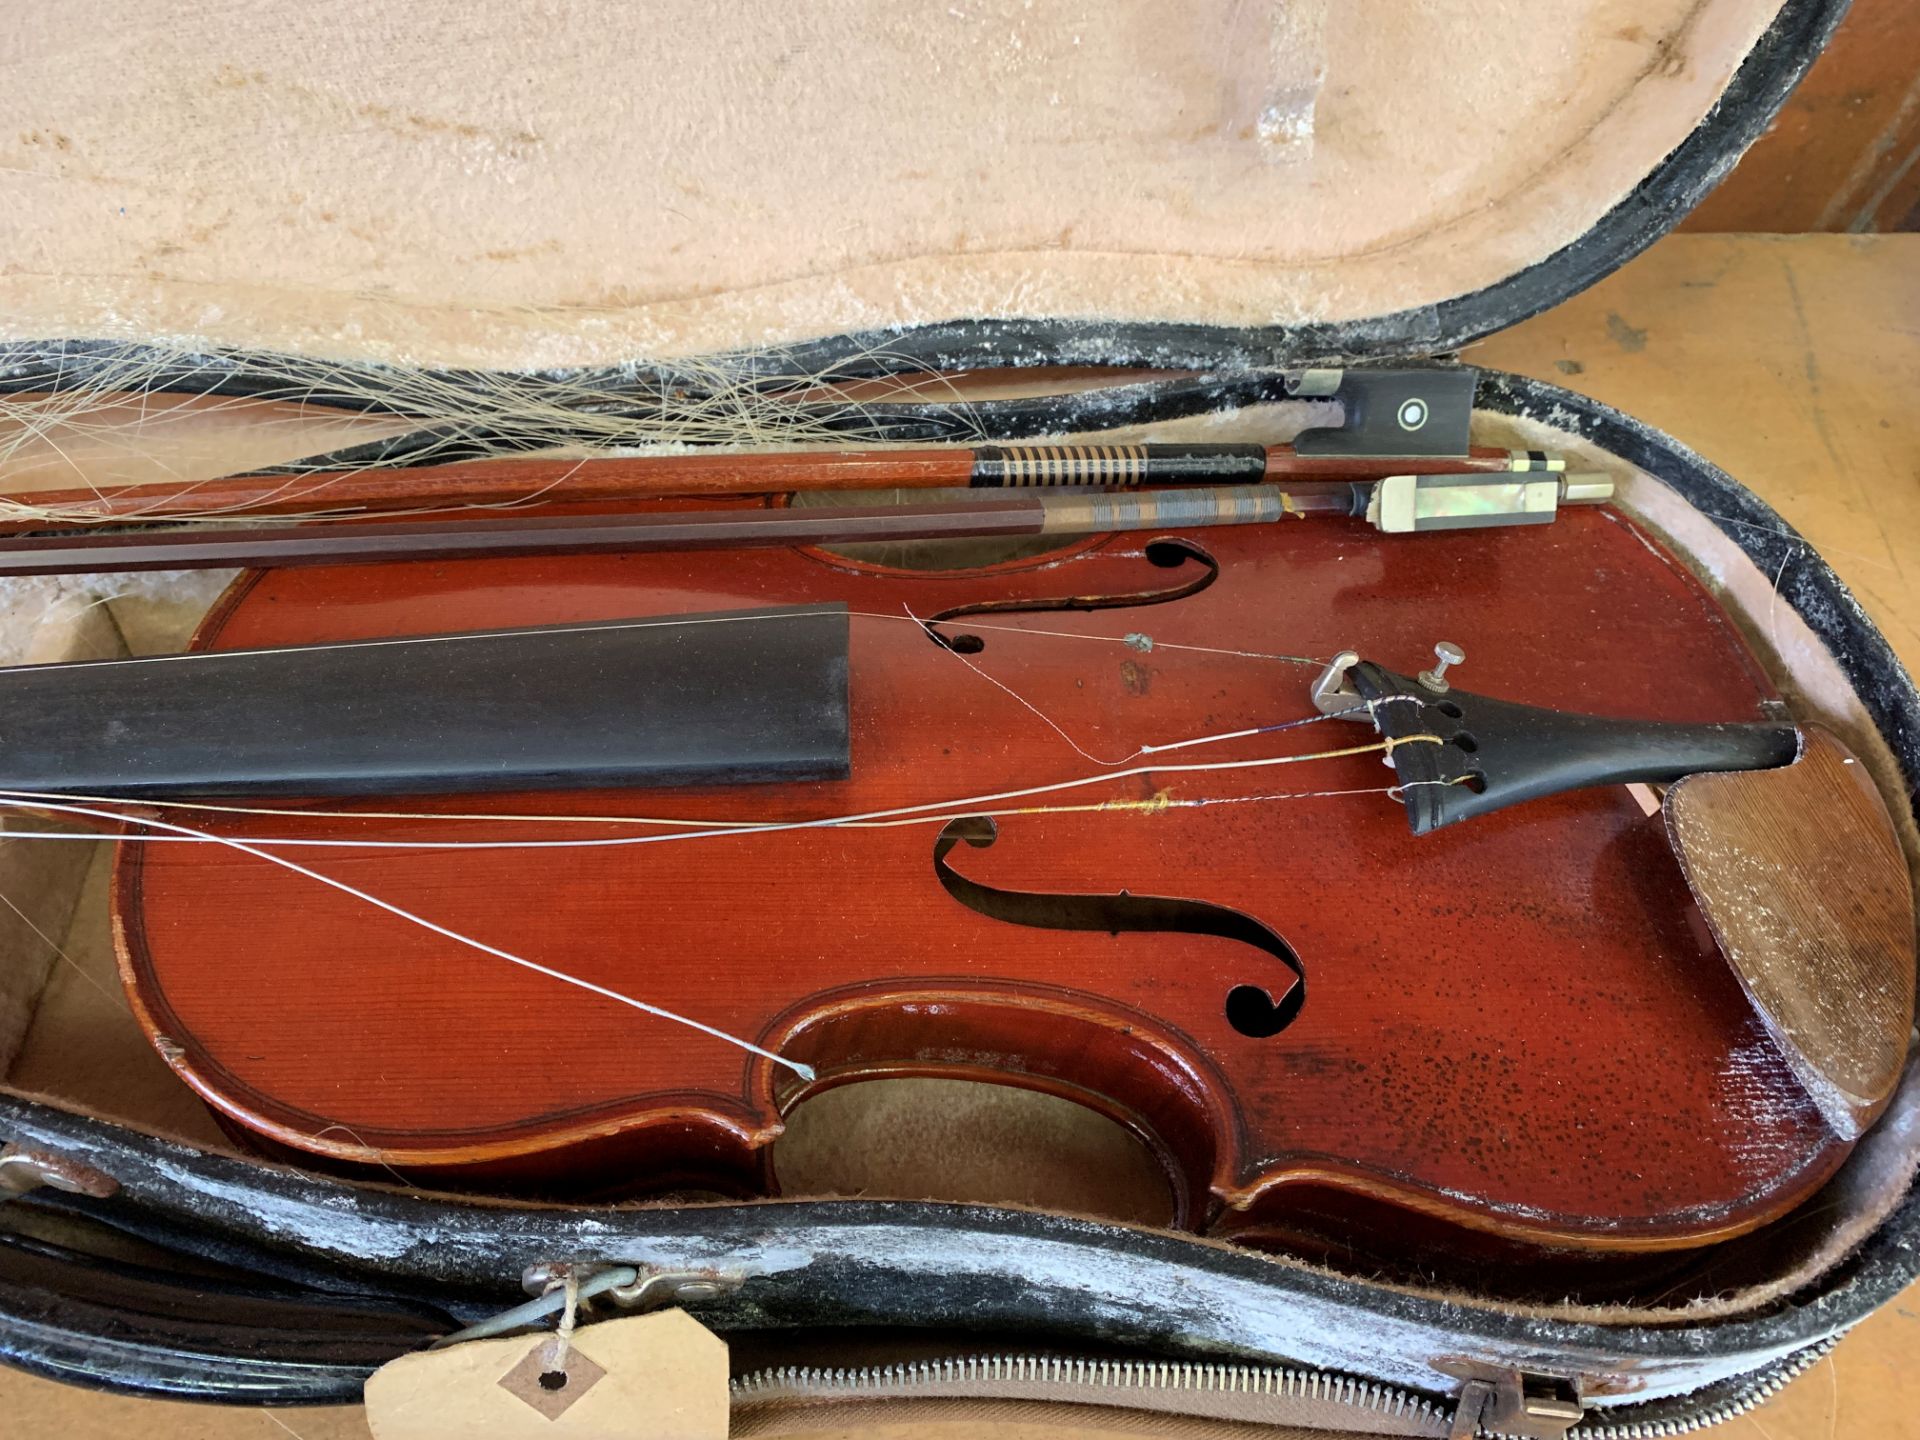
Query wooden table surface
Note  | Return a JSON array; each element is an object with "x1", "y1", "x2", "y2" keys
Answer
[{"x1": 6, "y1": 233, "x2": 1919, "y2": 1438}]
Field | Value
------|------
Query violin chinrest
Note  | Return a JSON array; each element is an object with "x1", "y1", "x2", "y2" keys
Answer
[{"x1": 1665, "y1": 727, "x2": 1917, "y2": 1139}]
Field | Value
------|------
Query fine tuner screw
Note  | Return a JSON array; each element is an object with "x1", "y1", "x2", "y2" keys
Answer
[{"x1": 1419, "y1": 641, "x2": 1465, "y2": 693}]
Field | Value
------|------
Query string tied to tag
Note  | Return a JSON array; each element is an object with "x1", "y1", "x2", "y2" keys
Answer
[{"x1": 541, "y1": 1268, "x2": 582, "y2": 1382}]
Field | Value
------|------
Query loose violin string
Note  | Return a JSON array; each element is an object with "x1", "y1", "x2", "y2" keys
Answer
[
  {"x1": 916, "y1": 596, "x2": 1125, "y2": 765},
  {"x1": 0, "y1": 793, "x2": 818, "y2": 1082},
  {"x1": 0, "y1": 710, "x2": 1366, "y2": 833},
  {"x1": 0, "y1": 787, "x2": 1405, "y2": 846},
  {"x1": 36, "y1": 606, "x2": 1329, "y2": 671},
  {"x1": 0, "y1": 882, "x2": 128, "y2": 1013},
  {"x1": 0, "y1": 742, "x2": 1452, "y2": 1078},
  {"x1": 0, "y1": 762, "x2": 1449, "y2": 1082},
  {"x1": 0, "y1": 605, "x2": 1350, "y2": 844},
  {"x1": 0, "y1": 684, "x2": 1432, "y2": 850},
  {"x1": 901, "y1": 596, "x2": 1316, "y2": 767},
  {"x1": 0, "y1": 602, "x2": 1427, "y2": 1072},
  {"x1": 0, "y1": 773, "x2": 1465, "y2": 850},
  {"x1": 0, "y1": 732, "x2": 1441, "y2": 852}
]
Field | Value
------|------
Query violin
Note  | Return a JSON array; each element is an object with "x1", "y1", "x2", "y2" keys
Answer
[{"x1": 12, "y1": 496, "x2": 1911, "y2": 1259}]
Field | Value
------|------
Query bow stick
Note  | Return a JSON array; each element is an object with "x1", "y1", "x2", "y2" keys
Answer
[
  {"x1": 0, "y1": 473, "x2": 1612, "y2": 576},
  {"x1": 0, "y1": 443, "x2": 1567, "y2": 531}
]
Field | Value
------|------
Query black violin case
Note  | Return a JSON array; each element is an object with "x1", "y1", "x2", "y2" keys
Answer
[{"x1": 2, "y1": 2, "x2": 1916, "y2": 1435}]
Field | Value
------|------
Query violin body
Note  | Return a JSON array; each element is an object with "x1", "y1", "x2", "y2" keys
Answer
[{"x1": 113, "y1": 505, "x2": 1855, "y2": 1252}]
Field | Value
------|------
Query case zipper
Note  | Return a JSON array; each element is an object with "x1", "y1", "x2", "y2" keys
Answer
[
  {"x1": 1560, "y1": 1335, "x2": 1840, "y2": 1440},
  {"x1": 730, "y1": 1335, "x2": 1842, "y2": 1440},
  {"x1": 733, "y1": 1353, "x2": 1452, "y2": 1436}
]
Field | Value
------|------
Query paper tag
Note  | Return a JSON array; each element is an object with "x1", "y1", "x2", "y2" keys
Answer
[{"x1": 366, "y1": 1309, "x2": 728, "y2": 1440}]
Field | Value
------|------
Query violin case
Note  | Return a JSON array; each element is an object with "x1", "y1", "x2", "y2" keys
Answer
[{"x1": 1, "y1": 2, "x2": 1916, "y2": 1435}]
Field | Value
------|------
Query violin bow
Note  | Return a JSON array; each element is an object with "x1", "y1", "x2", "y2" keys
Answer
[
  {"x1": 0, "y1": 443, "x2": 1567, "y2": 531},
  {"x1": 0, "y1": 472, "x2": 1613, "y2": 576}
]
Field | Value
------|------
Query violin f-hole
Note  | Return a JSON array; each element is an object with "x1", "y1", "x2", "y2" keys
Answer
[
  {"x1": 921, "y1": 537, "x2": 1218, "y2": 653},
  {"x1": 932, "y1": 815, "x2": 1306, "y2": 1036}
]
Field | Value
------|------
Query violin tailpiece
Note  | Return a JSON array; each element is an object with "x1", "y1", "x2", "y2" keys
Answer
[
  {"x1": 1326, "y1": 654, "x2": 1916, "y2": 1137},
  {"x1": 1339, "y1": 660, "x2": 1799, "y2": 835}
]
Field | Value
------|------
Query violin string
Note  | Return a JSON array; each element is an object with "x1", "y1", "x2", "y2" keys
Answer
[
  {"x1": 0, "y1": 694, "x2": 1383, "y2": 844},
  {"x1": 0, "y1": 777, "x2": 1473, "y2": 849},
  {"x1": 0, "y1": 738, "x2": 1448, "y2": 1079},
  {"x1": 0, "y1": 761, "x2": 1437, "y2": 1077},
  {"x1": 0, "y1": 564, "x2": 1418, "y2": 1076},
  {"x1": 0, "y1": 780, "x2": 1411, "y2": 850},
  {"x1": 0, "y1": 735, "x2": 1438, "y2": 853},
  {"x1": 900, "y1": 599, "x2": 1329, "y2": 766},
  {"x1": 882, "y1": 612, "x2": 1324, "y2": 665},
  {"x1": 18, "y1": 607, "x2": 854, "y2": 668},
  {"x1": 903, "y1": 598, "x2": 1134, "y2": 766},
  {"x1": 9, "y1": 605, "x2": 1332, "y2": 672},
  {"x1": 0, "y1": 703, "x2": 1344, "y2": 832},
  {"x1": 0, "y1": 794, "x2": 818, "y2": 1083},
  {"x1": 0, "y1": 881, "x2": 128, "y2": 1012},
  {"x1": 955, "y1": 617, "x2": 1325, "y2": 664}
]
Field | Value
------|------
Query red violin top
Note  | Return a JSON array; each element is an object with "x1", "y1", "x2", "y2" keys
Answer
[{"x1": 97, "y1": 502, "x2": 1891, "y2": 1255}]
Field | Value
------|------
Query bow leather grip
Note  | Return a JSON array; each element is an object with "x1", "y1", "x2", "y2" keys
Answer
[{"x1": 0, "y1": 604, "x2": 850, "y2": 798}]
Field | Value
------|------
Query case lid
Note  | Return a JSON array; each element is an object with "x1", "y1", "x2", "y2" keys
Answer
[{"x1": 0, "y1": 1, "x2": 1840, "y2": 371}]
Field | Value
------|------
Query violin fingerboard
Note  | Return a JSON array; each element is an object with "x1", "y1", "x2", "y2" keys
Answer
[{"x1": 0, "y1": 602, "x2": 850, "y2": 797}]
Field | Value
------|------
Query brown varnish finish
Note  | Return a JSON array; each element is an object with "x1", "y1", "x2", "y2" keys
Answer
[{"x1": 112, "y1": 503, "x2": 1869, "y2": 1252}]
